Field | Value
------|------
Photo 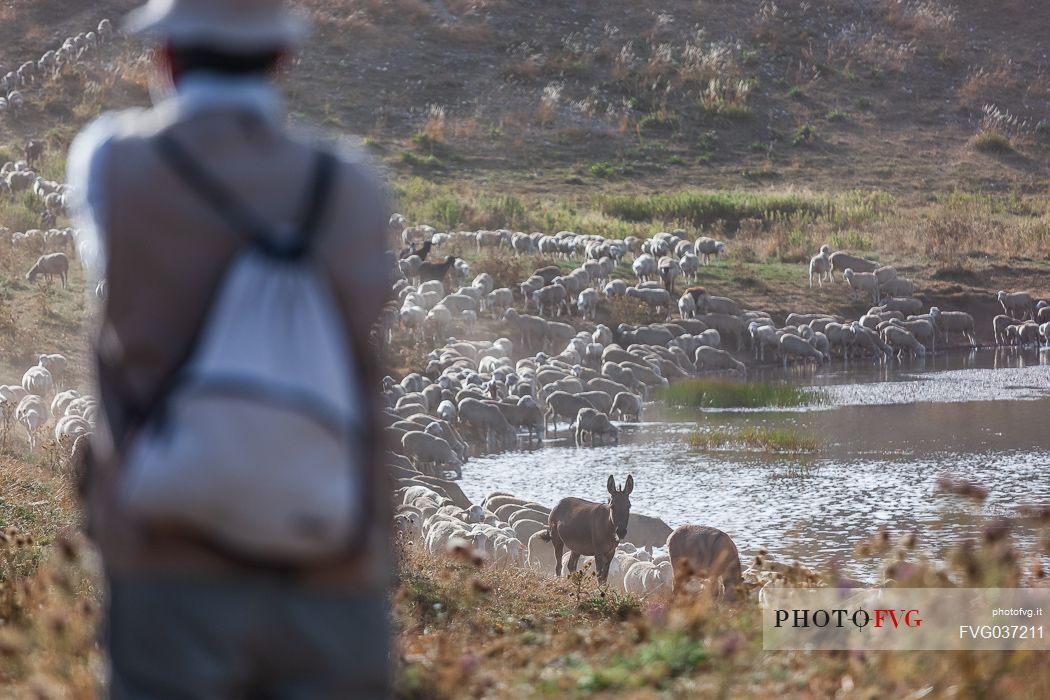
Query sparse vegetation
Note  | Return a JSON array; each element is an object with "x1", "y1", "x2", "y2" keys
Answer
[
  {"x1": 688, "y1": 426, "x2": 822, "y2": 453},
  {"x1": 660, "y1": 379, "x2": 829, "y2": 409},
  {"x1": 969, "y1": 130, "x2": 1015, "y2": 154},
  {"x1": 792, "y1": 123, "x2": 817, "y2": 146}
]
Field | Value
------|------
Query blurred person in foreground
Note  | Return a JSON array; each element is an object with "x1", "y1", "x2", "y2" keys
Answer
[{"x1": 68, "y1": 0, "x2": 393, "y2": 697}]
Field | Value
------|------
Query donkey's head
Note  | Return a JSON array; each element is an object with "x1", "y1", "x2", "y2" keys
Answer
[{"x1": 607, "y1": 474, "x2": 634, "y2": 541}]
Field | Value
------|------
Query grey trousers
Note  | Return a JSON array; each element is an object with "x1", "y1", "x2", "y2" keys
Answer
[{"x1": 106, "y1": 577, "x2": 391, "y2": 700}]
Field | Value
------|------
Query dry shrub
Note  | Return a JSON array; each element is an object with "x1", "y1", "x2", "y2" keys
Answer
[
  {"x1": 968, "y1": 130, "x2": 1014, "y2": 154},
  {"x1": 959, "y1": 65, "x2": 1018, "y2": 107},
  {"x1": 603, "y1": 296, "x2": 658, "y2": 326},
  {"x1": 421, "y1": 104, "x2": 447, "y2": 143},
  {"x1": 431, "y1": 20, "x2": 494, "y2": 45},
  {"x1": 468, "y1": 256, "x2": 530, "y2": 292},
  {"x1": 881, "y1": 0, "x2": 958, "y2": 36},
  {"x1": 918, "y1": 210, "x2": 989, "y2": 263},
  {"x1": 536, "y1": 82, "x2": 562, "y2": 127}
]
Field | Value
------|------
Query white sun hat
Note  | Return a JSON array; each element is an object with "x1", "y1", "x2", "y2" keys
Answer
[{"x1": 124, "y1": 0, "x2": 308, "y2": 51}]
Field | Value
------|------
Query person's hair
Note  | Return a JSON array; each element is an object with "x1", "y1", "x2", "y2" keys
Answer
[{"x1": 166, "y1": 45, "x2": 284, "y2": 79}]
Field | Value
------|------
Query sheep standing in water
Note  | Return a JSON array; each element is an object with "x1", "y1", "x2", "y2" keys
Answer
[
  {"x1": 930, "y1": 307, "x2": 977, "y2": 348},
  {"x1": 574, "y1": 407, "x2": 619, "y2": 447}
]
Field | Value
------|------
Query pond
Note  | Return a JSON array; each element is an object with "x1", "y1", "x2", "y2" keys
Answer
[{"x1": 459, "y1": 349, "x2": 1050, "y2": 580}]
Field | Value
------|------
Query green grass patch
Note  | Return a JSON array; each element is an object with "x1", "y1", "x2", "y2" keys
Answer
[
  {"x1": 576, "y1": 633, "x2": 707, "y2": 692},
  {"x1": 660, "y1": 378, "x2": 829, "y2": 409},
  {"x1": 968, "y1": 130, "x2": 1014, "y2": 154},
  {"x1": 399, "y1": 151, "x2": 447, "y2": 173},
  {"x1": 787, "y1": 85, "x2": 806, "y2": 100},
  {"x1": 688, "y1": 426, "x2": 821, "y2": 453},
  {"x1": 577, "y1": 590, "x2": 641, "y2": 620},
  {"x1": 600, "y1": 188, "x2": 886, "y2": 232},
  {"x1": 792, "y1": 123, "x2": 817, "y2": 146},
  {"x1": 638, "y1": 111, "x2": 679, "y2": 132},
  {"x1": 826, "y1": 109, "x2": 850, "y2": 122},
  {"x1": 829, "y1": 230, "x2": 874, "y2": 251}
]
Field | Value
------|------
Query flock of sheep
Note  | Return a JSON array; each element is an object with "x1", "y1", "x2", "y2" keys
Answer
[
  {"x1": 0, "y1": 19, "x2": 114, "y2": 116},
  {"x1": 380, "y1": 216, "x2": 1050, "y2": 596},
  {"x1": 393, "y1": 469, "x2": 750, "y2": 599},
  {"x1": 0, "y1": 354, "x2": 93, "y2": 452}
]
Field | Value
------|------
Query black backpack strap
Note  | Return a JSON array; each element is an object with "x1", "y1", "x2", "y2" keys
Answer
[
  {"x1": 155, "y1": 132, "x2": 338, "y2": 257},
  {"x1": 295, "y1": 150, "x2": 338, "y2": 247}
]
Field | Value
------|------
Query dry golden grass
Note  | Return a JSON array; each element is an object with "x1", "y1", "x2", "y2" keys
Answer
[{"x1": 394, "y1": 518, "x2": 1050, "y2": 699}]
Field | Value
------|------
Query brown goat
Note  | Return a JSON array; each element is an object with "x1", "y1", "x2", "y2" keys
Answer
[
  {"x1": 24, "y1": 139, "x2": 45, "y2": 167},
  {"x1": 417, "y1": 255, "x2": 458, "y2": 288},
  {"x1": 668, "y1": 524, "x2": 743, "y2": 601},
  {"x1": 682, "y1": 286, "x2": 707, "y2": 305},
  {"x1": 543, "y1": 474, "x2": 633, "y2": 584}
]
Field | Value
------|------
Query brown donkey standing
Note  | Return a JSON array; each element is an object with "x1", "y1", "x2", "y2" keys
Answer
[{"x1": 543, "y1": 474, "x2": 633, "y2": 584}]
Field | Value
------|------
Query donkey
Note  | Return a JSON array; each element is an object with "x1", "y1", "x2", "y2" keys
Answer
[
  {"x1": 667, "y1": 524, "x2": 743, "y2": 601},
  {"x1": 542, "y1": 474, "x2": 633, "y2": 584}
]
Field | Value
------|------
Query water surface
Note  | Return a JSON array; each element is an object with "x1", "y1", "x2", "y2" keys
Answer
[{"x1": 460, "y1": 349, "x2": 1050, "y2": 579}]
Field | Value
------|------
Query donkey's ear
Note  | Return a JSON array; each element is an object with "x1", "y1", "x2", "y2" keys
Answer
[
  {"x1": 624, "y1": 475, "x2": 634, "y2": 495},
  {"x1": 607, "y1": 474, "x2": 617, "y2": 495}
]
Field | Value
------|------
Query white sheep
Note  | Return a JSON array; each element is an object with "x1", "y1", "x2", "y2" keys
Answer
[
  {"x1": 64, "y1": 395, "x2": 96, "y2": 418},
  {"x1": 881, "y1": 325, "x2": 926, "y2": 360},
  {"x1": 604, "y1": 279, "x2": 628, "y2": 298},
  {"x1": 0, "y1": 385, "x2": 28, "y2": 404},
  {"x1": 842, "y1": 268, "x2": 879, "y2": 304},
  {"x1": 16, "y1": 394, "x2": 49, "y2": 451},
  {"x1": 998, "y1": 290, "x2": 1034, "y2": 320},
  {"x1": 808, "y1": 245, "x2": 831, "y2": 287},
  {"x1": 778, "y1": 333, "x2": 824, "y2": 367},
  {"x1": 51, "y1": 388, "x2": 80, "y2": 417},
  {"x1": 631, "y1": 253, "x2": 657, "y2": 283},
  {"x1": 828, "y1": 251, "x2": 878, "y2": 278},
  {"x1": 460, "y1": 309, "x2": 477, "y2": 336},
  {"x1": 402, "y1": 431, "x2": 463, "y2": 477},
  {"x1": 880, "y1": 277, "x2": 915, "y2": 297},
  {"x1": 694, "y1": 237, "x2": 726, "y2": 265},
  {"x1": 625, "y1": 286, "x2": 671, "y2": 315},
  {"x1": 54, "y1": 414, "x2": 91, "y2": 442},
  {"x1": 532, "y1": 283, "x2": 570, "y2": 317},
  {"x1": 26, "y1": 253, "x2": 70, "y2": 288},
  {"x1": 424, "y1": 304, "x2": 452, "y2": 345},
  {"x1": 930, "y1": 307, "x2": 977, "y2": 348},
  {"x1": 577, "y1": 287, "x2": 599, "y2": 320},
  {"x1": 21, "y1": 365, "x2": 54, "y2": 400},
  {"x1": 677, "y1": 292, "x2": 696, "y2": 319},
  {"x1": 694, "y1": 346, "x2": 745, "y2": 375},
  {"x1": 574, "y1": 407, "x2": 619, "y2": 447},
  {"x1": 37, "y1": 354, "x2": 67, "y2": 389},
  {"x1": 622, "y1": 560, "x2": 673, "y2": 597}
]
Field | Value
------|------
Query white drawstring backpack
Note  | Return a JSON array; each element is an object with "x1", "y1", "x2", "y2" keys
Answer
[{"x1": 117, "y1": 134, "x2": 370, "y2": 564}]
